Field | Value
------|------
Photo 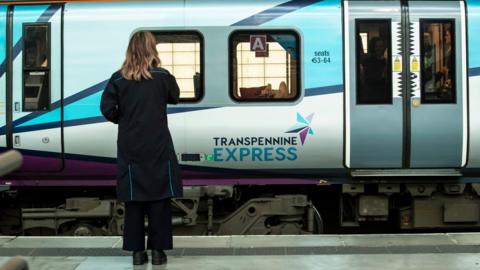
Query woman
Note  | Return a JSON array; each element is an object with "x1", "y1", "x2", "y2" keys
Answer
[{"x1": 100, "y1": 31, "x2": 183, "y2": 266}]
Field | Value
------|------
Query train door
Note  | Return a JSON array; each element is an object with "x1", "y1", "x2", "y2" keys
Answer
[
  {"x1": 0, "y1": 6, "x2": 7, "y2": 149},
  {"x1": 345, "y1": 1, "x2": 403, "y2": 168},
  {"x1": 6, "y1": 4, "x2": 63, "y2": 172},
  {"x1": 408, "y1": 1, "x2": 467, "y2": 168},
  {"x1": 345, "y1": 0, "x2": 467, "y2": 170}
]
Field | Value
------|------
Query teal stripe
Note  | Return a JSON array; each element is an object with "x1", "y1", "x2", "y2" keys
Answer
[
  {"x1": 128, "y1": 164, "x2": 133, "y2": 200},
  {"x1": 168, "y1": 160, "x2": 174, "y2": 196}
]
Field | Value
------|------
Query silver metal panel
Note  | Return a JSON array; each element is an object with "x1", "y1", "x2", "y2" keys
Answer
[
  {"x1": 346, "y1": 1, "x2": 403, "y2": 168},
  {"x1": 467, "y1": 76, "x2": 480, "y2": 167},
  {"x1": 465, "y1": 1, "x2": 480, "y2": 168},
  {"x1": 408, "y1": 1, "x2": 466, "y2": 168},
  {"x1": 351, "y1": 168, "x2": 461, "y2": 177}
]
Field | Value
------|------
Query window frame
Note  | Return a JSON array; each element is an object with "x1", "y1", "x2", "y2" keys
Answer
[
  {"x1": 150, "y1": 30, "x2": 205, "y2": 103},
  {"x1": 228, "y1": 29, "x2": 301, "y2": 103},
  {"x1": 22, "y1": 22, "x2": 51, "y2": 112},
  {"x1": 419, "y1": 18, "x2": 456, "y2": 104},
  {"x1": 354, "y1": 19, "x2": 393, "y2": 105}
]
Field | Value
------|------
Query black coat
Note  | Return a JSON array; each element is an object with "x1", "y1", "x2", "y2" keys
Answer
[{"x1": 100, "y1": 67, "x2": 183, "y2": 202}]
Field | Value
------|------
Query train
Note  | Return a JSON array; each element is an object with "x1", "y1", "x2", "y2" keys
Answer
[{"x1": 0, "y1": 0, "x2": 479, "y2": 236}]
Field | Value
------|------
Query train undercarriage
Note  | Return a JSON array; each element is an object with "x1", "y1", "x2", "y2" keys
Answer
[{"x1": 1, "y1": 182, "x2": 480, "y2": 236}]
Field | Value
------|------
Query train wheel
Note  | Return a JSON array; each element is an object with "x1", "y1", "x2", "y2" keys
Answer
[{"x1": 72, "y1": 224, "x2": 95, "y2": 236}]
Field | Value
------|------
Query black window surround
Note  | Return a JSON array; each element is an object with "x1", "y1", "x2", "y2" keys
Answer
[
  {"x1": 229, "y1": 29, "x2": 301, "y2": 103},
  {"x1": 22, "y1": 22, "x2": 51, "y2": 112}
]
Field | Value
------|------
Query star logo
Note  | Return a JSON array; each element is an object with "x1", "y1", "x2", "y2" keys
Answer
[{"x1": 286, "y1": 113, "x2": 314, "y2": 145}]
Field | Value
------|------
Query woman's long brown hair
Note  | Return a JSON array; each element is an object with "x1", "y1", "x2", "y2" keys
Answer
[{"x1": 121, "y1": 31, "x2": 160, "y2": 81}]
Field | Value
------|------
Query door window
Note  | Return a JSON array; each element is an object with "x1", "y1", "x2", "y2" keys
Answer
[
  {"x1": 355, "y1": 20, "x2": 392, "y2": 105},
  {"x1": 420, "y1": 20, "x2": 456, "y2": 103},
  {"x1": 22, "y1": 23, "x2": 50, "y2": 111}
]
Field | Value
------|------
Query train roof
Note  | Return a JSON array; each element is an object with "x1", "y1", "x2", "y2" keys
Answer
[
  {"x1": 0, "y1": 0, "x2": 465, "y2": 4},
  {"x1": 0, "y1": 0, "x2": 135, "y2": 4}
]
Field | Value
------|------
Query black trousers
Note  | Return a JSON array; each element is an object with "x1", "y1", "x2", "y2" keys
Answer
[{"x1": 123, "y1": 199, "x2": 173, "y2": 252}]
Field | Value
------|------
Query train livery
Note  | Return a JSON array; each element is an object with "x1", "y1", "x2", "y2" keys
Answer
[{"x1": 0, "y1": 0, "x2": 480, "y2": 235}]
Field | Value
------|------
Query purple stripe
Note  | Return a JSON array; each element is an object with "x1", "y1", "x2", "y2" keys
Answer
[
  {"x1": 0, "y1": 178, "x2": 320, "y2": 187},
  {"x1": 63, "y1": 158, "x2": 116, "y2": 175},
  {"x1": 0, "y1": 179, "x2": 116, "y2": 186},
  {"x1": 1, "y1": 155, "x2": 324, "y2": 186},
  {"x1": 15, "y1": 154, "x2": 61, "y2": 172}
]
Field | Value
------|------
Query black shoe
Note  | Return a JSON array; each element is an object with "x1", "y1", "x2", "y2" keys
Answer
[
  {"x1": 151, "y1": 250, "x2": 167, "y2": 265},
  {"x1": 133, "y1": 251, "x2": 148, "y2": 265}
]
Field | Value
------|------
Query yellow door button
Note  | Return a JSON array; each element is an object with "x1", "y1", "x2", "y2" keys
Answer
[
  {"x1": 412, "y1": 99, "x2": 421, "y2": 107},
  {"x1": 411, "y1": 56, "x2": 419, "y2": 72},
  {"x1": 393, "y1": 56, "x2": 402, "y2": 72}
]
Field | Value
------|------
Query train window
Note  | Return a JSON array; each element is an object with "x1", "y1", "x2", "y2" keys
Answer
[
  {"x1": 22, "y1": 23, "x2": 50, "y2": 111},
  {"x1": 24, "y1": 24, "x2": 49, "y2": 69},
  {"x1": 355, "y1": 20, "x2": 392, "y2": 105},
  {"x1": 230, "y1": 31, "x2": 300, "y2": 102},
  {"x1": 420, "y1": 20, "x2": 455, "y2": 103},
  {"x1": 154, "y1": 32, "x2": 203, "y2": 101}
]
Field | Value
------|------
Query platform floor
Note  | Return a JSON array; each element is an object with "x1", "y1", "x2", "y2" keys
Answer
[{"x1": 1, "y1": 233, "x2": 480, "y2": 269}]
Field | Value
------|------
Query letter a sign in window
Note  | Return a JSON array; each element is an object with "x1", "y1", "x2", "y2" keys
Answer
[{"x1": 250, "y1": 35, "x2": 267, "y2": 52}]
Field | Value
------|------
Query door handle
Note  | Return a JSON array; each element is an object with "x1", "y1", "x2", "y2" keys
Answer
[
  {"x1": 14, "y1": 135, "x2": 20, "y2": 147},
  {"x1": 412, "y1": 98, "x2": 421, "y2": 108},
  {"x1": 14, "y1": 102, "x2": 20, "y2": 112}
]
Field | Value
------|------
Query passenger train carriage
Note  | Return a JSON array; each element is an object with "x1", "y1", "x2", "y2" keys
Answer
[{"x1": 0, "y1": 0, "x2": 479, "y2": 235}]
